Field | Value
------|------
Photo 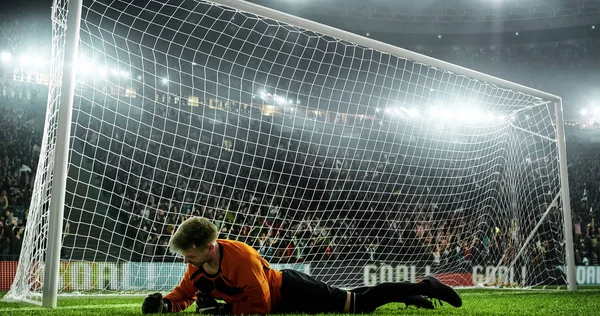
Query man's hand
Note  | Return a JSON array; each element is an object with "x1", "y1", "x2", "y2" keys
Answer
[
  {"x1": 196, "y1": 292, "x2": 231, "y2": 315},
  {"x1": 142, "y1": 293, "x2": 169, "y2": 314},
  {"x1": 196, "y1": 292, "x2": 218, "y2": 313}
]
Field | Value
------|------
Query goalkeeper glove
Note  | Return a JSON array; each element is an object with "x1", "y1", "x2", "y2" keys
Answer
[
  {"x1": 142, "y1": 293, "x2": 171, "y2": 314},
  {"x1": 195, "y1": 292, "x2": 231, "y2": 315}
]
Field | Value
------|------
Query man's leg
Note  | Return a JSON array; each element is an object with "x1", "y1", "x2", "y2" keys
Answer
[
  {"x1": 344, "y1": 276, "x2": 462, "y2": 313},
  {"x1": 275, "y1": 269, "x2": 349, "y2": 314},
  {"x1": 349, "y1": 285, "x2": 434, "y2": 309}
]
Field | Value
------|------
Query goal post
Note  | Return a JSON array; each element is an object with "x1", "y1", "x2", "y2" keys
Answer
[
  {"x1": 3, "y1": 0, "x2": 84, "y2": 308},
  {"x1": 42, "y1": 0, "x2": 84, "y2": 308},
  {"x1": 554, "y1": 99, "x2": 577, "y2": 291},
  {"x1": 6, "y1": 0, "x2": 577, "y2": 306}
]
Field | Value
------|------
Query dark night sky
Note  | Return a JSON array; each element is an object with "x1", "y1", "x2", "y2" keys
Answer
[{"x1": 0, "y1": 0, "x2": 52, "y2": 14}]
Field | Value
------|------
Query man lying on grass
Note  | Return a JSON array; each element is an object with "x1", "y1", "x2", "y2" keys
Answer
[{"x1": 142, "y1": 217, "x2": 462, "y2": 314}]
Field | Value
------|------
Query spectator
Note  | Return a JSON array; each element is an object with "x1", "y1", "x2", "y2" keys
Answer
[
  {"x1": 11, "y1": 226, "x2": 23, "y2": 260},
  {"x1": 1, "y1": 191, "x2": 7, "y2": 210},
  {"x1": 4, "y1": 216, "x2": 18, "y2": 260},
  {"x1": 0, "y1": 214, "x2": 5, "y2": 260}
]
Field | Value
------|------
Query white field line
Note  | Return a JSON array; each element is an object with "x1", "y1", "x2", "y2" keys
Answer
[
  {"x1": 459, "y1": 288, "x2": 599, "y2": 296},
  {"x1": 0, "y1": 303, "x2": 139, "y2": 312}
]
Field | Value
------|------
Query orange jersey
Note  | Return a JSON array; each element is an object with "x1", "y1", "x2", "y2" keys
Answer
[{"x1": 163, "y1": 239, "x2": 283, "y2": 314}]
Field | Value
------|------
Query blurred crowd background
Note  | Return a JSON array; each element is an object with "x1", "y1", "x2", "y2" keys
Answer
[{"x1": 0, "y1": 7, "x2": 599, "y2": 274}]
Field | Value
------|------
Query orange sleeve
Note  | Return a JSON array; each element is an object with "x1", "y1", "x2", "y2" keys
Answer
[
  {"x1": 163, "y1": 264, "x2": 198, "y2": 312},
  {"x1": 231, "y1": 255, "x2": 271, "y2": 314}
]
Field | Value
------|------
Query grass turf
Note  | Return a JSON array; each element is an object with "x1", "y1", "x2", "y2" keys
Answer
[{"x1": 2, "y1": 288, "x2": 600, "y2": 315}]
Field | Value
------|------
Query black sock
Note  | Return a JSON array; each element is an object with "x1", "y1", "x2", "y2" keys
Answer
[
  {"x1": 353, "y1": 282, "x2": 430, "y2": 313},
  {"x1": 349, "y1": 286, "x2": 370, "y2": 294}
]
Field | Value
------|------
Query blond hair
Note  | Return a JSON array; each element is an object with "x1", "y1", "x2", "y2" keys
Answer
[{"x1": 169, "y1": 217, "x2": 218, "y2": 255}]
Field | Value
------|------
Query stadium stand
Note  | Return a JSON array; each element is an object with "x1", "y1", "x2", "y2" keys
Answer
[{"x1": 0, "y1": 12, "x2": 599, "y2": 268}]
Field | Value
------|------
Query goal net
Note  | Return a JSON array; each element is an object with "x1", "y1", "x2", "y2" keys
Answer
[{"x1": 7, "y1": 0, "x2": 575, "y2": 303}]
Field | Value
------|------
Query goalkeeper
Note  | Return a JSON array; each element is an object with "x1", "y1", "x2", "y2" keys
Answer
[{"x1": 142, "y1": 217, "x2": 462, "y2": 314}]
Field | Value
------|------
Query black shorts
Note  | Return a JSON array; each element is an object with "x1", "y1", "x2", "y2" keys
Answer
[{"x1": 272, "y1": 269, "x2": 347, "y2": 314}]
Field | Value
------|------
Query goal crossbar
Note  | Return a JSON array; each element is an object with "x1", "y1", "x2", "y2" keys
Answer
[{"x1": 211, "y1": 0, "x2": 560, "y2": 102}]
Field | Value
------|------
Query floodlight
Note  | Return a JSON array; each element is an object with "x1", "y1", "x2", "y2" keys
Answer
[
  {"x1": 19, "y1": 54, "x2": 29, "y2": 65},
  {"x1": 32, "y1": 56, "x2": 43, "y2": 67},
  {"x1": 406, "y1": 108, "x2": 419, "y2": 117},
  {"x1": 97, "y1": 68, "x2": 108, "y2": 78},
  {"x1": 1, "y1": 52, "x2": 12, "y2": 63}
]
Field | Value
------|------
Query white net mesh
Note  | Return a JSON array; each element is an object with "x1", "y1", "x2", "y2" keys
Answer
[{"x1": 7, "y1": 0, "x2": 570, "y2": 302}]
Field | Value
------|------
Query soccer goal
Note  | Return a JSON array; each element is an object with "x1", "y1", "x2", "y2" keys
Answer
[{"x1": 6, "y1": 0, "x2": 577, "y2": 307}]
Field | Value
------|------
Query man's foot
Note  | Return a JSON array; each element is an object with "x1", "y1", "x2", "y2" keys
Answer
[
  {"x1": 404, "y1": 295, "x2": 434, "y2": 309},
  {"x1": 420, "y1": 275, "x2": 462, "y2": 307}
]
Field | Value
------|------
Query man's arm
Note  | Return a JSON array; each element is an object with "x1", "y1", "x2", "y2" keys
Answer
[
  {"x1": 162, "y1": 264, "x2": 198, "y2": 312},
  {"x1": 231, "y1": 255, "x2": 271, "y2": 315}
]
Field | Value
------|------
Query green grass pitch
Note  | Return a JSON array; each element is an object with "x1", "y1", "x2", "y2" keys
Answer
[{"x1": 2, "y1": 288, "x2": 600, "y2": 315}]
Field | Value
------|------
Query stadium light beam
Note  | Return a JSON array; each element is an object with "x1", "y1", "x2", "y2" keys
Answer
[
  {"x1": 75, "y1": 57, "x2": 95, "y2": 76},
  {"x1": 273, "y1": 95, "x2": 283, "y2": 104},
  {"x1": 399, "y1": 107, "x2": 419, "y2": 118},
  {"x1": 96, "y1": 67, "x2": 107, "y2": 79},
  {"x1": 19, "y1": 54, "x2": 29, "y2": 65},
  {"x1": 407, "y1": 109, "x2": 419, "y2": 117},
  {"x1": 1, "y1": 51, "x2": 12, "y2": 63},
  {"x1": 32, "y1": 56, "x2": 44, "y2": 67}
]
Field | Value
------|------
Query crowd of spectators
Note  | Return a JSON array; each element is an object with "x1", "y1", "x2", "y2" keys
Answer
[
  {"x1": 568, "y1": 151, "x2": 600, "y2": 266},
  {"x1": 1, "y1": 79, "x2": 43, "y2": 105},
  {"x1": 73, "y1": 90, "x2": 578, "y2": 273},
  {"x1": 0, "y1": 9, "x2": 58, "y2": 260},
  {"x1": 0, "y1": 106, "x2": 44, "y2": 260}
]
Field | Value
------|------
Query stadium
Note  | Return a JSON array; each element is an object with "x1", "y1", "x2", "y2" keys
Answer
[{"x1": 1, "y1": 0, "x2": 600, "y2": 315}]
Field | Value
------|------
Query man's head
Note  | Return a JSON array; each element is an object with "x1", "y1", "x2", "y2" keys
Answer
[{"x1": 169, "y1": 217, "x2": 218, "y2": 267}]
